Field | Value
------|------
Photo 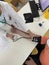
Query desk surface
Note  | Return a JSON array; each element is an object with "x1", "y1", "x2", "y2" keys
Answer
[
  {"x1": 0, "y1": 34, "x2": 37, "y2": 65},
  {"x1": 18, "y1": 2, "x2": 49, "y2": 36}
]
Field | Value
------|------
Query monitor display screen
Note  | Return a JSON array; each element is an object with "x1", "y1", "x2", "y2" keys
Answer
[{"x1": 39, "y1": 0, "x2": 49, "y2": 11}]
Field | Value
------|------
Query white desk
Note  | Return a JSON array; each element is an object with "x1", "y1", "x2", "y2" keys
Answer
[
  {"x1": 0, "y1": 31, "x2": 37, "y2": 65},
  {"x1": 17, "y1": 2, "x2": 49, "y2": 36}
]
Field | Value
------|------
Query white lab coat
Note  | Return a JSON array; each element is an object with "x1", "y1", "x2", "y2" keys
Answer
[{"x1": 0, "y1": 1, "x2": 28, "y2": 32}]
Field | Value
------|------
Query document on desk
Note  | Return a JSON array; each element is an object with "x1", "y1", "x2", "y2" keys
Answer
[{"x1": 0, "y1": 37, "x2": 37, "y2": 65}]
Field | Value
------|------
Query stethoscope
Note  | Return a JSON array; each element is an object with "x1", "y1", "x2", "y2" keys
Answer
[{"x1": 0, "y1": 16, "x2": 12, "y2": 26}]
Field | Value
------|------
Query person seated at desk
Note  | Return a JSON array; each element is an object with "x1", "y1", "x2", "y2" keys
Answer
[{"x1": 0, "y1": 1, "x2": 38, "y2": 41}]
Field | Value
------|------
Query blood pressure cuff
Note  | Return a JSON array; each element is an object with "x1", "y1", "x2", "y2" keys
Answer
[{"x1": 32, "y1": 36, "x2": 42, "y2": 44}]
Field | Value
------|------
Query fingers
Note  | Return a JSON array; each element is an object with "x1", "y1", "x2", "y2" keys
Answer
[
  {"x1": 27, "y1": 30, "x2": 40, "y2": 39},
  {"x1": 6, "y1": 33, "x2": 14, "y2": 39}
]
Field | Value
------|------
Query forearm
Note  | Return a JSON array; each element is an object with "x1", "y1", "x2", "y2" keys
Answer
[
  {"x1": 11, "y1": 27, "x2": 31, "y2": 39},
  {"x1": 15, "y1": 29, "x2": 31, "y2": 39}
]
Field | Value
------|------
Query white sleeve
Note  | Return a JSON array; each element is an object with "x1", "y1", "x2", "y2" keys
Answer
[{"x1": 4, "y1": 3, "x2": 29, "y2": 32}]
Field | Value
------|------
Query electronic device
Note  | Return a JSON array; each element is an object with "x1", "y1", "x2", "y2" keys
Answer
[
  {"x1": 32, "y1": 36, "x2": 41, "y2": 44},
  {"x1": 23, "y1": 13, "x2": 33, "y2": 23},
  {"x1": 29, "y1": 1, "x2": 39, "y2": 17},
  {"x1": 39, "y1": 0, "x2": 49, "y2": 11}
]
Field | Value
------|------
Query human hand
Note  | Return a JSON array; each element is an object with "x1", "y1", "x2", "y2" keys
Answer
[{"x1": 27, "y1": 30, "x2": 40, "y2": 39}]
